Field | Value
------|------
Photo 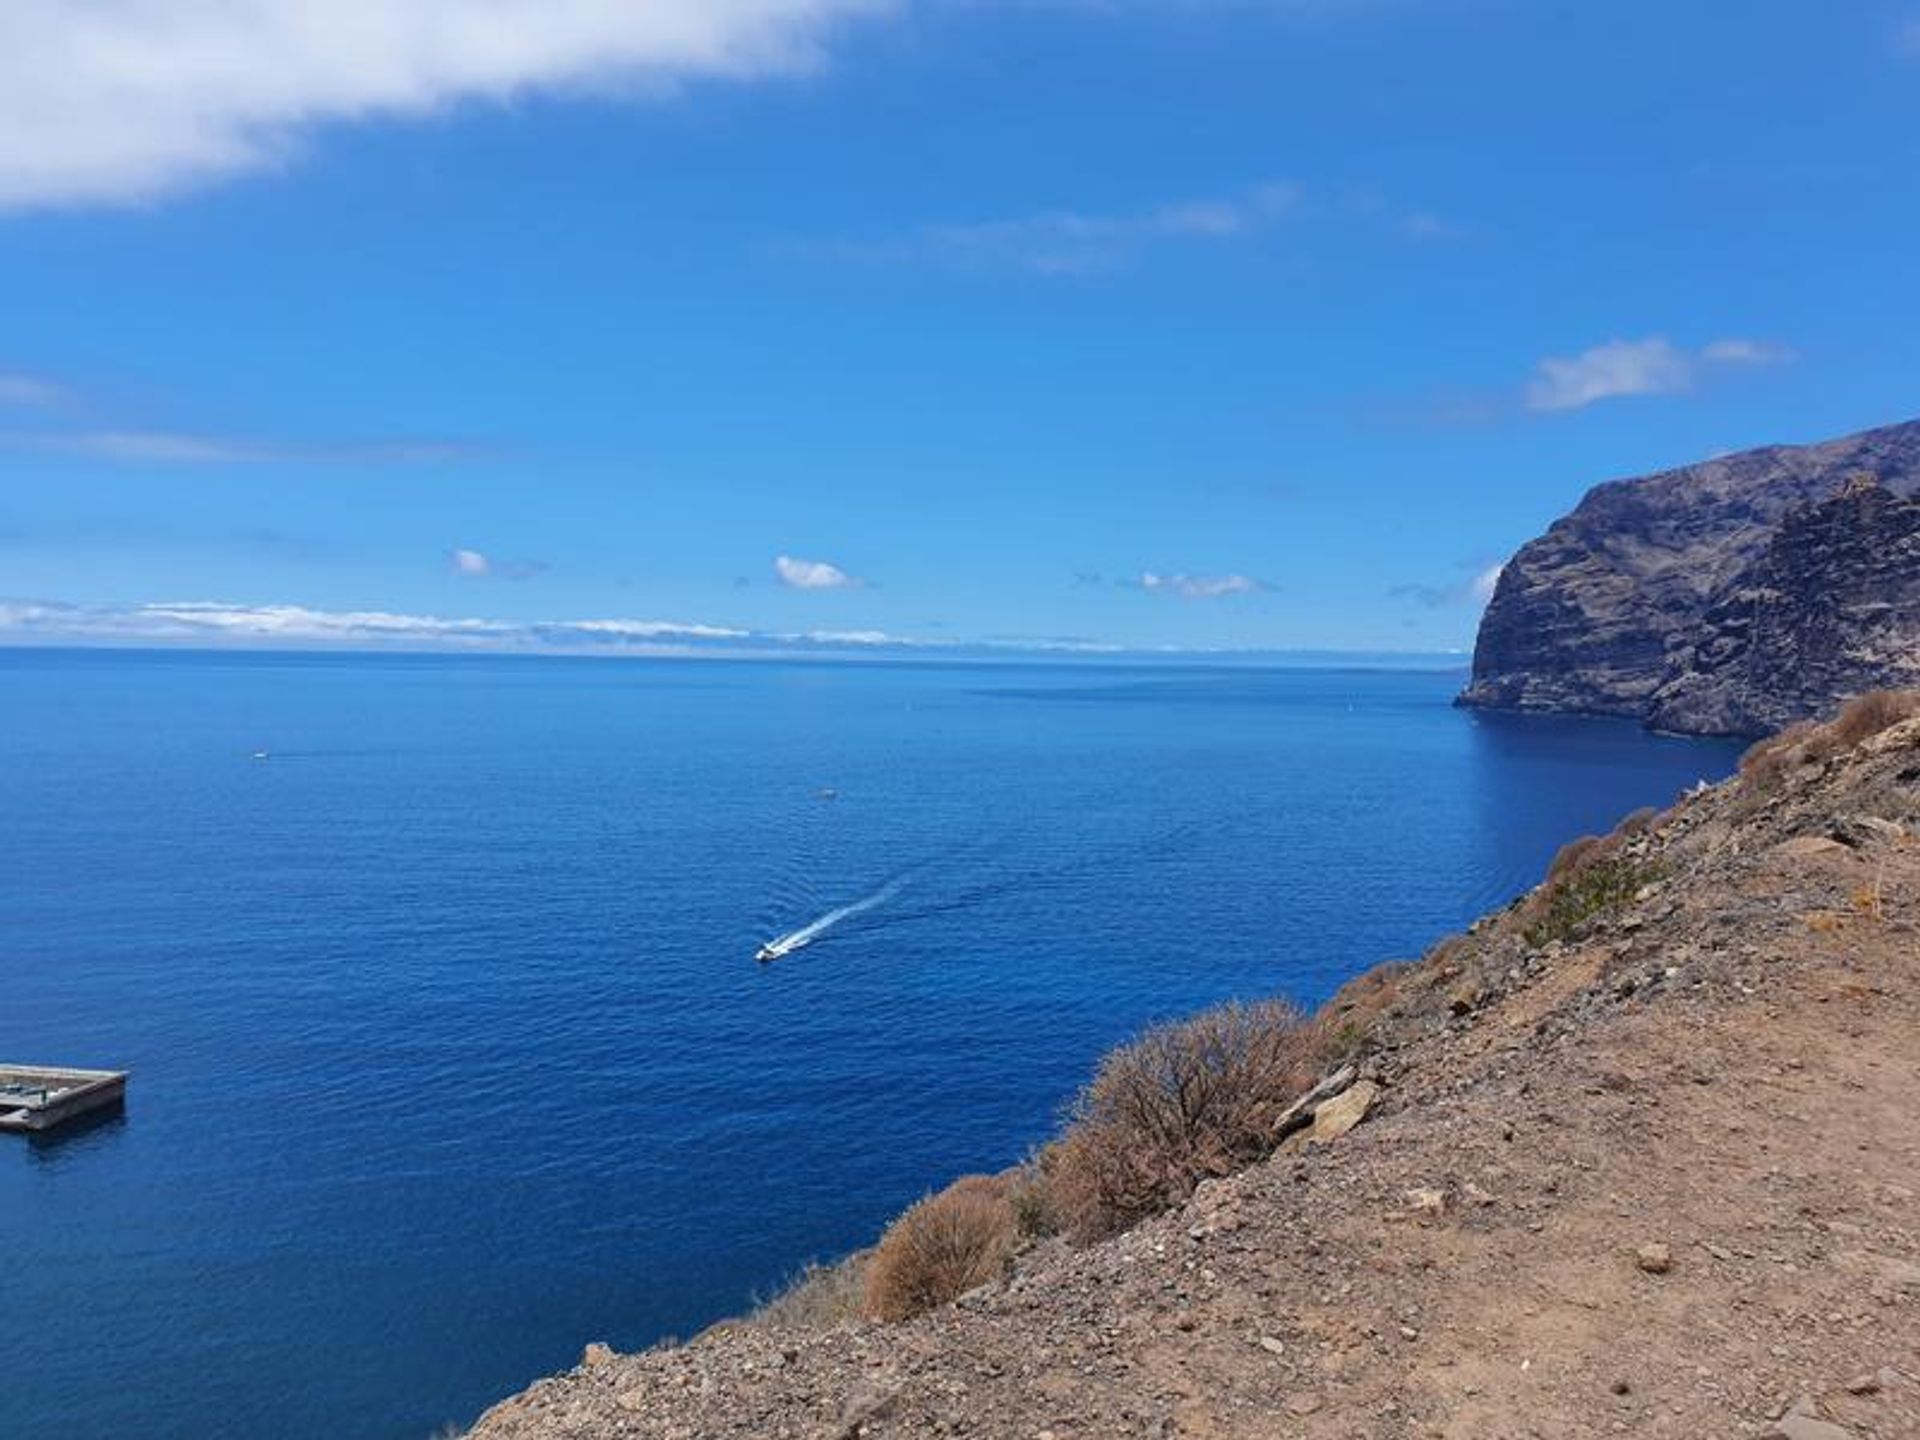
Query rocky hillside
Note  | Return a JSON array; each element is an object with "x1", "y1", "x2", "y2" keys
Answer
[
  {"x1": 1460, "y1": 419, "x2": 1920, "y2": 735},
  {"x1": 468, "y1": 696, "x2": 1920, "y2": 1440}
]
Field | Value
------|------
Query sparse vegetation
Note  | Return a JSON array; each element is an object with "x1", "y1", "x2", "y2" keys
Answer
[
  {"x1": 1311, "y1": 960, "x2": 1410, "y2": 1064},
  {"x1": 1005, "y1": 1155, "x2": 1059, "y2": 1239},
  {"x1": 864, "y1": 1175, "x2": 1017, "y2": 1322},
  {"x1": 1740, "y1": 691, "x2": 1920, "y2": 798},
  {"x1": 1828, "y1": 689, "x2": 1920, "y2": 750},
  {"x1": 1521, "y1": 835, "x2": 1662, "y2": 949},
  {"x1": 1047, "y1": 999, "x2": 1315, "y2": 1242},
  {"x1": 748, "y1": 1253, "x2": 871, "y2": 1329}
]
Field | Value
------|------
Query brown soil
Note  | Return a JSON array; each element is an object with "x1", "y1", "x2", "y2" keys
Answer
[{"x1": 469, "y1": 717, "x2": 1920, "y2": 1440}]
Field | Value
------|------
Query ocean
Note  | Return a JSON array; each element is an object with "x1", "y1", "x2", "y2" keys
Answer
[{"x1": 0, "y1": 650, "x2": 1742, "y2": 1439}]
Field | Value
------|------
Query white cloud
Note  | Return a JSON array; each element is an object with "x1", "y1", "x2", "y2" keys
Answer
[
  {"x1": 775, "y1": 553, "x2": 862, "y2": 589},
  {"x1": 1137, "y1": 571, "x2": 1262, "y2": 599},
  {"x1": 1525, "y1": 335, "x2": 1796, "y2": 413},
  {"x1": 0, "y1": 596, "x2": 1130, "y2": 657},
  {"x1": 1469, "y1": 562, "x2": 1504, "y2": 605},
  {"x1": 1700, "y1": 337, "x2": 1797, "y2": 367},
  {"x1": 0, "y1": 371, "x2": 65, "y2": 407},
  {"x1": 0, "y1": 598, "x2": 752, "y2": 650},
  {"x1": 1525, "y1": 338, "x2": 1694, "y2": 413},
  {"x1": 449, "y1": 546, "x2": 548, "y2": 580},
  {"x1": 17, "y1": 429, "x2": 485, "y2": 464},
  {"x1": 842, "y1": 182, "x2": 1301, "y2": 274},
  {"x1": 0, "y1": 0, "x2": 891, "y2": 211}
]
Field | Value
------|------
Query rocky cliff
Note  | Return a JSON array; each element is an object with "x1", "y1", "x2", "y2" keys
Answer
[{"x1": 1460, "y1": 418, "x2": 1920, "y2": 735}]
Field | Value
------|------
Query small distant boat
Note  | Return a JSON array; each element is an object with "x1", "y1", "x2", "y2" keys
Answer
[
  {"x1": 816, "y1": 787, "x2": 839, "y2": 801},
  {"x1": 755, "y1": 934, "x2": 812, "y2": 963},
  {"x1": 250, "y1": 751, "x2": 270, "y2": 761}
]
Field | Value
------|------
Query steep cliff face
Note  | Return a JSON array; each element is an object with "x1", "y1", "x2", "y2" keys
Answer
[
  {"x1": 1461, "y1": 418, "x2": 1920, "y2": 733},
  {"x1": 1646, "y1": 482, "x2": 1920, "y2": 735}
]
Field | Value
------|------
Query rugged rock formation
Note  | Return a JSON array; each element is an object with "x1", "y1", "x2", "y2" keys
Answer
[
  {"x1": 1460, "y1": 418, "x2": 1920, "y2": 734},
  {"x1": 469, "y1": 703, "x2": 1920, "y2": 1440},
  {"x1": 1647, "y1": 479, "x2": 1920, "y2": 735}
]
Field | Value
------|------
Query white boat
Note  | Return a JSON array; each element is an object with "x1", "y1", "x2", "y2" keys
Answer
[{"x1": 755, "y1": 935, "x2": 808, "y2": 963}]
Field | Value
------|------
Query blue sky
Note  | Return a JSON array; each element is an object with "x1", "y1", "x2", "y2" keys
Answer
[{"x1": 3, "y1": 0, "x2": 1917, "y2": 658}]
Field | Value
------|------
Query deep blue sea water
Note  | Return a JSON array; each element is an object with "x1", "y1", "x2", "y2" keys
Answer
[{"x1": 0, "y1": 650, "x2": 1742, "y2": 1440}]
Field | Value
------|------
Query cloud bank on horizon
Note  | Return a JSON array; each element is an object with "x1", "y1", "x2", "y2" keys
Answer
[
  {"x1": 0, "y1": 0, "x2": 891, "y2": 210},
  {"x1": 0, "y1": 597, "x2": 1134, "y2": 658}
]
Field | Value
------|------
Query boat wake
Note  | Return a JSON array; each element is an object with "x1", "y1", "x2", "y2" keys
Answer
[{"x1": 756, "y1": 880, "x2": 903, "y2": 962}]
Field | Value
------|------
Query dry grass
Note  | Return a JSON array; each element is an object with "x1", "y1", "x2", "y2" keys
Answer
[
  {"x1": 1312, "y1": 959, "x2": 1411, "y2": 1065},
  {"x1": 1740, "y1": 692, "x2": 1920, "y2": 799},
  {"x1": 1829, "y1": 690, "x2": 1920, "y2": 749},
  {"x1": 864, "y1": 1175, "x2": 1017, "y2": 1322},
  {"x1": 748, "y1": 1253, "x2": 871, "y2": 1330},
  {"x1": 1048, "y1": 999, "x2": 1316, "y2": 1242},
  {"x1": 1005, "y1": 1155, "x2": 1059, "y2": 1239}
]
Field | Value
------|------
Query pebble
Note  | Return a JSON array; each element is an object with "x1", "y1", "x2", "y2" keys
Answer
[
  {"x1": 1763, "y1": 1415, "x2": 1852, "y2": 1440},
  {"x1": 1635, "y1": 1243, "x2": 1672, "y2": 1274}
]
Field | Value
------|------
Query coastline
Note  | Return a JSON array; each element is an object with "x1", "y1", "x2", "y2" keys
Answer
[{"x1": 469, "y1": 700, "x2": 1920, "y2": 1439}]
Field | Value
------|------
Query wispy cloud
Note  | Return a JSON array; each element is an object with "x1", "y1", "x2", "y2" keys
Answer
[
  {"x1": 0, "y1": 1, "x2": 892, "y2": 211},
  {"x1": 449, "y1": 546, "x2": 547, "y2": 580},
  {"x1": 827, "y1": 182, "x2": 1302, "y2": 275},
  {"x1": 818, "y1": 180, "x2": 1461, "y2": 275},
  {"x1": 0, "y1": 371, "x2": 66, "y2": 407},
  {"x1": 1135, "y1": 571, "x2": 1265, "y2": 599},
  {"x1": 1524, "y1": 335, "x2": 1796, "y2": 413},
  {"x1": 1391, "y1": 561, "x2": 1504, "y2": 610},
  {"x1": 775, "y1": 554, "x2": 863, "y2": 590},
  {"x1": 15, "y1": 429, "x2": 487, "y2": 465},
  {"x1": 1699, "y1": 337, "x2": 1797, "y2": 367}
]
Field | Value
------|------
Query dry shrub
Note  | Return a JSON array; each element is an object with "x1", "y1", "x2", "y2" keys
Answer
[
  {"x1": 1742, "y1": 694, "x2": 1920, "y2": 798},
  {"x1": 749, "y1": 1253, "x2": 870, "y2": 1330},
  {"x1": 864, "y1": 1175, "x2": 1016, "y2": 1322},
  {"x1": 1048, "y1": 999, "x2": 1314, "y2": 1243},
  {"x1": 1852, "y1": 879, "x2": 1887, "y2": 923},
  {"x1": 1828, "y1": 690, "x2": 1920, "y2": 751},
  {"x1": 1545, "y1": 833, "x2": 1608, "y2": 885},
  {"x1": 1312, "y1": 959, "x2": 1410, "y2": 1064},
  {"x1": 1005, "y1": 1155, "x2": 1059, "y2": 1239},
  {"x1": 1523, "y1": 854, "x2": 1660, "y2": 947},
  {"x1": 1739, "y1": 720, "x2": 1822, "y2": 793},
  {"x1": 1618, "y1": 805, "x2": 1660, "y2": 838}
]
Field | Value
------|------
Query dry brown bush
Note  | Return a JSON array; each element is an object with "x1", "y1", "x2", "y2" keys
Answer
[
  {"x1": 1828, "y1": 690, "x2": 1920, "y2": 751},
  {"x1": 1739, "y1": 720, "x2": 1822, "y2": 793},
  {"x1": 1618, "y1": 805, "x2": 1660, "y2": 837},
  {"x1": 1048, "y1": 999, "x2": 1315, "y2": 1242},
  {"x1": 1545, "y1": 833, "x2": 1608, "y2": 884},
  {"x1": 1312, "y1": 960, "x2": 1410, "y2": 1065},
  {"x1": 1005, "y1": 1155, "x2": 1059, "y2": 1239},
  {"x1": 863, "y1": 1175, "x2": 1016, "y2": 1322},
  {"x1": 748, "y1": 1253, "x2": 870, "y2": 1329}
]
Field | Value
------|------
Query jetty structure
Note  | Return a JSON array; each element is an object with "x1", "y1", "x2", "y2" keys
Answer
[{"x1": 0, "y1": 1065, "x2": 127, "y2": 1133}]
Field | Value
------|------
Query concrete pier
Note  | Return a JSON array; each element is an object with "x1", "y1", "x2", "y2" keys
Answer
[{"x1": 0, "y1": 1066, "x2": 127, "y2": 1133}]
